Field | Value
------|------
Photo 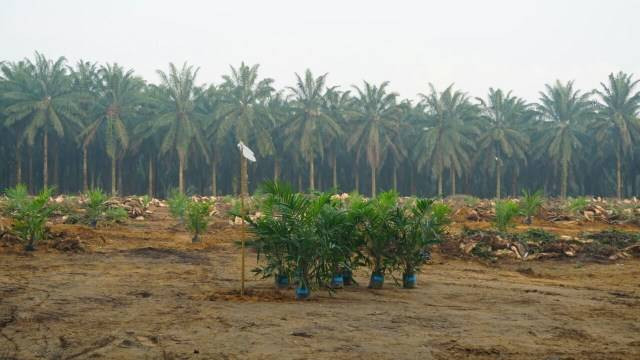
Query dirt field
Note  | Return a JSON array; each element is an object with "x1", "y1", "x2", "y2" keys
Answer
[{"x1": 1, "y1": 209, "x2": 639, "y2": 359}]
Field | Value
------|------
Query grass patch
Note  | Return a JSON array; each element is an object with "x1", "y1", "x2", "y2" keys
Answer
[
  {"x1": 582, "y1": 229, "x2": 639, "y2": 249},
  {"x1": 516, "y1": 228, "x2": 558, "y2": 244}
]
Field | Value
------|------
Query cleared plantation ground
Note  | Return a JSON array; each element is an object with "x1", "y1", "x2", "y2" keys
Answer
[{"x1": 1, "y1": 205, "x2": 639, "y2": 359}]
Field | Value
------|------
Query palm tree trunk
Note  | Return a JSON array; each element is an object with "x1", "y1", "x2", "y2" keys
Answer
[
  {"x1": 15, "y1": 142, "x2": 22, "y2": 185},
  {"x1": 355, "y1": 167, "x2": 360, "y2": 193},
  {"x1": 410, "y1": 168, "x2": 416, "y2": 196},
  {"x1": 392, "y1": 163, "x2": 398, "y2": 192},
  {"x1": 451, "y1": 170, "x2": 456, "y2": 196},
  {"x1": 298, "y1": 174, "x2": 302, "y2": 192},
  {"x1": 496, "y1": 162, "x2": 501, "y2": 199},
  {"x1": 437, "y1": 170, "x2": 443, "y2": 197},
  {"x1": 371, "y1": 162, "x2": 377, "y2": 197},
  {"x1": 332, "y1": 154, "x2": 337, "y2": 190},
  {"x1": 111, "y1": 157, "x2": 117, "y2": 195},
  {"x1": 179, "y1": 153, "x2": 186, "y2": 194},
  {"x1": 240, "y1": 155, "x2": 248, "y2": 197},
  {"x1": 309, "y1": 159, "x2": 315, "y2": 191},
  {"x1": 274, "y1": 158, "x2": 280, "y2": 181},
  {"x1": 43, "y1": 132, "x2": 48, "y2": 189},
  {"x1": 561, "y1": 161, "x2": 568, "y2": 199},
  {"x1": 53, "y1": 143, "x2": 59, "y2": 189},
  {"x1": 511, "y1": 171, "x2": 517, "y2": 197},
  {"x1": 28, "y1": 148, "x2": 33, "y2": 193},
  {"x1": 211, "y1": 161, "x2": 217, "y2": 196},
  {"x1": 82, "y1": 145, "x2": 88, "y2": 192},
  {"x1": 616, "y1": 152, "x2": 622, "y2": 199},
  {"x1": 118, "y1": 159, "x2": 123, "y2": 196},
  {"x1": 148, "y1": 157, "x2": 154, "y2": 198}
]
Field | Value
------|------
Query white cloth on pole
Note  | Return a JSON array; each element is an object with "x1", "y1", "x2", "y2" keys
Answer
[{"x1": 237, "y1": 141, "x2": 257, "y2": 162}]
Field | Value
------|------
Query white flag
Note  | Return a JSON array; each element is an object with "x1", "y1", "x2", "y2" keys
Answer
[{"x1": 237, "y1": 141, "x2": 256, "y2": 162}]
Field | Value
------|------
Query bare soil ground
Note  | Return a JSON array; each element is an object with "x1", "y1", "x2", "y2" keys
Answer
[{"x1": 1, "y1": 208, "x2": 639, "y2": 359}]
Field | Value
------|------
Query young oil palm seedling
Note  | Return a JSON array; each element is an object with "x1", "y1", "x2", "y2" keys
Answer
[
  {"x1": 286, "y1": 220, "x2": 322, "y2": 299},
  {"x1": 83, "y1": 189, "x2": 127, "y2": 227},
  {"x1": 493, "y1": 199, "x2": 520, "y2": 232},
  {"x1": 337, "y1": 192, "x2": 368, "y2": 285},
  {"x1": 391, "y1": 199, "x2": 450, "y2": 288},
  {"x1": 243, "y1": 181, "x2": 355, "y2": 299},
  {"x1": 353, "y1": 191, "x2": 398, "y2": 289},
  {"x1": 140, "y1": 195, "x2": 152, "y2": 209},
  {"x1": 5, "y1": 186, "x2": 54, "y2": 251},
  {"x1": 168, "y1": 189, "x2": 189, "y2": 224},
  {"x1": 312, "y1": 197, "x2": 355, "y2": 289},
  {"x1": 104, "y1": 207, "x2": 128, "y2": 224},
  {"x1": 567, "y1": 196, "x2": 588, "y2": 215},
  {"x1": 85, "y1": 189, "x2": 108, "y2": 228},
  {"x1": 185, "y1": 199, "x2": 212, "y2": 243},
  {"x1": 246, "y1": 213, "x2": 291, "y2": 289},
  {"x1": 2, "y1": 184, "x2": 29, "y2": 216},
  {"x1": 242, "y1": 181, "x2": 312, "y2": 297},
  {"x1": 520, "y1": 189, "x2": 544, "y2": 225},
  {"x1": 288, "y1": 191, "x2": 358, "y2": 296}
]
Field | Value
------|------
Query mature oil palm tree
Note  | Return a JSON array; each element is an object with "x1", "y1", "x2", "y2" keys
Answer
[
  {"x1": 196, "y1": 84, "x2": 224, "y2": 195},
  {"x1": 70, "y1": 60, "x2": 99, "y2": 192},
  {"x1": 264, "y1": 91, "x2": 289, "y2": 183},
  {"x1": 2, "y1": 53, "x2": 83, "y2": 189},
  {"x1": 285, "y1": 69, "x2": 342, "y2": 190},
  {"x1": 129, "y1": 130, "x2": 160, "y2": 197},
  {"x1": 0, "y1": 114, "x2": 21, "y2": 185},
  {"x1": 402, "y1": 101, "x2": 428, "y2": 195},
  {"x1": 535, "y1": 80, "x2": 595, "y2": 198},
  {"x1": 324, "y1": 88, "x2": 353, "y2": 190},
  {"x1": 348, "y1": 81, "x2": 400, "y2": 197},
  {"x1": 79, "y1": 63, "x2": 146, "y2": 195},
  {"x1": 128, "y1": 86, "x2": 163, "y2": 197},
  {"x1": 476, "y1": 88, "x2": 530, "y2": 198},
  {"x1": 390, "y1": 100, "x2": 414, "y2": 192},
  {"x1": 0, "y1": 61, "x2": 27, "y2": 186},
  {"x1": 593, "y1": 72, "x2": 640, "y2": 198},
  {"x1": 415, "y1": 84, "x2": 478, "y2": 196},
  {"x1": 215, "y1": 62, "x2": 275, "y2": 197},
  {"x1": 135, "y1": 63, "x2": 208, "y2": 194}
]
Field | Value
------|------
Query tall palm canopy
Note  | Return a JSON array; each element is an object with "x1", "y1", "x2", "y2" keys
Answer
[
  {"x1": 535, "y1": 80, "x2": 595, "y2": 198},
  {"x1": 594, "y1": 72, "x2": 640, "y2": 198},
  {"x1": 1, "y1": 52, "x2": 83, "y2": 188},
  {"x1": 2, "y1": 52, "x2": 640, "y2": 199},
  {"x1": 215, "y1": 62, "x2": 275, "y2": 197},
  {"x1": 324, "y1": 88, "x2": 353, "y2": 190},
  {"x1": 135, "y1": 62, "x2": 208, "y2": 194},
  {"x1": 348, "y1": 81, "x2": 400, "y2": 197},
  {"x1": 285, "y1": 69, "x2": 342, "y2": 190},
  {"x1": 415, "y1": 84, "x2": 478, "y2": 196},
  {"x1": 476, "y1": 88, "x2": 530, "y2": 198},
  {"x1": 80, "y1": 63, "x2": 146, "y2": 195}
]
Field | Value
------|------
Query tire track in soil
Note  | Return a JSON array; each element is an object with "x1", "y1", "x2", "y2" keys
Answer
[{"x1": 0, "y1": 270, "x2": 59, "y2": 359}]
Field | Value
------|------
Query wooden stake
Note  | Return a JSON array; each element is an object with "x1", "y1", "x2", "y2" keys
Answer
[{"x1": 240, "y1": 195, "x2": 246, "y2": 297}]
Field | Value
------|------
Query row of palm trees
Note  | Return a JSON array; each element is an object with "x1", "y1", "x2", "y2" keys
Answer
[{"x1": 1, "y1": 52, "x2": 640, "y2": 199}]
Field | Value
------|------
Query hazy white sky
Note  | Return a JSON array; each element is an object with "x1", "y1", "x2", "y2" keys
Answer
[{"x1": 2, "y1": 0, "x2": 639, "y2": 101}]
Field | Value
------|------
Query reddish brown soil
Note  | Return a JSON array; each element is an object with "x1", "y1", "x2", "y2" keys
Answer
[{"x1": 1, "y1": 208, "x2": 639, "y2": 359}]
